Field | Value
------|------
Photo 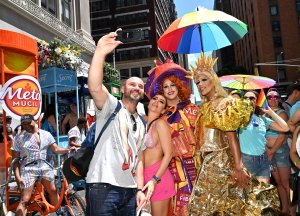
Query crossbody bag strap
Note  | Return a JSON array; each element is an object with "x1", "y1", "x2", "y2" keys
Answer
[
  {"x1": 93, "y1": 101, "x2": 121, "y2": 149},
  {"x1": 137, "y1": 113, "x2": 146, "y2": 129}
]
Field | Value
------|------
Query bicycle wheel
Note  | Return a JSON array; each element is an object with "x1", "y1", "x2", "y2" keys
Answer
[{"x1": 65, "y1": 192, "x2": 85, "y2": 216}]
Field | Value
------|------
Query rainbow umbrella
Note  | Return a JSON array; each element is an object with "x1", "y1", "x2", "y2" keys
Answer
[
  {"x1": 158, "y1": 8, "x2": 248, "y2": 54},
  {"x1": 220, "y1": 74, "x2": 276, "y2": 90}
]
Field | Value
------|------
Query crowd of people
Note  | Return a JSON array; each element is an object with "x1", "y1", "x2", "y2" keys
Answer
[{"x1": 2, "y1": 31, "x2": 300, "y2": 216}]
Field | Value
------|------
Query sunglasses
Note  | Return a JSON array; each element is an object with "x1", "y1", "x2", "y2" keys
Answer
[
  {"x1": 266, "y1": 95, "x2": 279, "y2": 100},
  {"x1": 244, "y1": 96, "x2": 256, "y2": 101},
  {"x1": 130, "y1": 115, "x2": 137, "y2": 131}
]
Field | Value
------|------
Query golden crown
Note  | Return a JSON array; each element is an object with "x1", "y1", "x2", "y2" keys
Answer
[{"x1": 190, "y1": 52, "x2": 218, "y2": 78}]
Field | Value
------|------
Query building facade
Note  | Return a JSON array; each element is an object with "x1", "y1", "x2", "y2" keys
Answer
[
  {"x1": 215, "y1": 0, "x2": 300, "y2": 84},
  {"x1": 90, "y1": 0, "x2": 184, "y2": 81},
  {"x1": 0, "y1": 0, "x2": 95, "y2": 64}
]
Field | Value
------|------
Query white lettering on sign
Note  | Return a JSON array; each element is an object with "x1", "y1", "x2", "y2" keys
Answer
[
  {"x1": 39, "y1": 74, "x2": 47, "y2": 83},
  {"x1": 0, "y1": 87, "x2": 41, "y2": 101},
  {"x1": 58, "y1": 74, "x2": 73, "y2": 82},
  {"x1": 12, "y1": 101, "x2": 39, "y2": 107}
]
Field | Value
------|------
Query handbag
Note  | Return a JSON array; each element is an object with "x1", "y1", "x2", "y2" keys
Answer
[
  {"x1": 63, "y1": 102, "x2": 121, "y2": 182},
  {"x1": 137, "y1": 202, "x2": 152, "y2": 216},
  {"x1": 289, "y1": 172, "x2": 298, "y2": 203},
  {"x1": 138, "y1": 210, "x2": 152, "y2": 216}
]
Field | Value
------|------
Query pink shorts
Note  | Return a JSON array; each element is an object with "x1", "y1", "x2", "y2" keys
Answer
[{"x1": 144, "y1": 160, "x2": 175, "y2": 202}]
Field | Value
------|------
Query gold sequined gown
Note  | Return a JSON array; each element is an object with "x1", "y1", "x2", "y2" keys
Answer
[{"x1": 189, "y1": 97, "x2": 280, "y2": 216}]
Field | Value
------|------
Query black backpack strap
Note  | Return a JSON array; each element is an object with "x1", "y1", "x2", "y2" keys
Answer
[{"x1": 93, "y1": 101, "x2": 121, "y2": 149}]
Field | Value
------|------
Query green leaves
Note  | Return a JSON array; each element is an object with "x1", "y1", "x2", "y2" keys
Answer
[{"x1": 104, "y1": 62, "x2": 120, "y2": 83}]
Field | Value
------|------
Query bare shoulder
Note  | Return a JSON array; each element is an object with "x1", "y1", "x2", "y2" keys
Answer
[
  {"x1": 65, "y1": 113, "x2": 71, "y2": 119},
  {"x1": 278, "y1": 110, "x2": 288, "y2": 120},
  {"x1": 155, "y1": 118, "x2": 169, "y2": 130},
  {"x1": 48, "y1": 115, "x2": 56, "y2": 123}
]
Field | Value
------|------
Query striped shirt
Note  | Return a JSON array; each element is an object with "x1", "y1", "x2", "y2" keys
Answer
[{"x1": 12, "y1": 129, "x2": 56, "y2": 166}]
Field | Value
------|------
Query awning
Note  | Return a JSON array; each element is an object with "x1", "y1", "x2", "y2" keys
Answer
[{"x1": 39, "y1": 67, "x2": 78, "y2": 93}]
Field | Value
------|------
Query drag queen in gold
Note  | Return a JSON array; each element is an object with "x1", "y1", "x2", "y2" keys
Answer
[{"x1": 188, "y1": 53, "x2": 280, "y2": 215}]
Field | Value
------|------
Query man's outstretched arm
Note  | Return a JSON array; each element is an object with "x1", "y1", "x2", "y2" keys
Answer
[{"x1": 88, "y1": 31, "x2": 122, "y2": 110}]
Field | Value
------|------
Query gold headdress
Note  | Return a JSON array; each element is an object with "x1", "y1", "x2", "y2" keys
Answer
[
  {"x1": 190, "y1": 52, "x2": 218, "y2": 80},
  {"x1": 190, "y1": 52, "x2": 227, "y2": 100}
]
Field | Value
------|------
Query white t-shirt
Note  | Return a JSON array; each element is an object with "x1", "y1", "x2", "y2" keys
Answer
[
  {"x1": 137, "y1": 102, "x2": 146, "y2": 116},
  {"x1": 86, "y1": 95, "x2": 145, "y2": 188},
  {"x1": 68, "y1": 126, "x2": 86, "y2": 147}
]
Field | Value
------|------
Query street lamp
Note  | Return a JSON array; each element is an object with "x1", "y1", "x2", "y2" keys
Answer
[
  {"x1": 276, "y1": 52, "x2": 283, "y2": 83},
  {"x1": 113, "y1": 28, "x2": 122, "y2": 69},
  {"x1": 113, "y1": 50, "x2": 116, "y2": 69}
]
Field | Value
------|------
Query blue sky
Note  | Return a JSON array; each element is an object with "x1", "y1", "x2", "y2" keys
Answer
[
  {"x1": 173, "y1": 0, "x2": 214, "y2": 101},
  {"x1": 174, "y1": 0, "x2": 214, "y2": 17}
]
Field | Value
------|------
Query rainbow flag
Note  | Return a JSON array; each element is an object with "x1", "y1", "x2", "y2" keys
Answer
[{"x1": 256, "y1": 89, "x2": 268, "y2": 109}]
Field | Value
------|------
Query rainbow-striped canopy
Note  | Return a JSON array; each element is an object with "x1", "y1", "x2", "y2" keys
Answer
[
  {"x1": 220, "y1": 74, "x2": 276, "y2": 90},
  {"x1": 158, "y1": 8, "x2": 248, "y2": 54}
]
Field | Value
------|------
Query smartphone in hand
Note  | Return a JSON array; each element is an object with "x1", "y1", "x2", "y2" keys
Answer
[{"x1": 116, "y1": 29, "x2": 142, "y2": 43}]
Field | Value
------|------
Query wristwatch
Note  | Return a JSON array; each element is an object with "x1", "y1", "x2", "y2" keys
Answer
[
  {"x1": 136, "y1": 188, "x2": 143, "y2": 194},
  {"x1": 152, "y1": 175, "x2": 161, "y2": 183}
]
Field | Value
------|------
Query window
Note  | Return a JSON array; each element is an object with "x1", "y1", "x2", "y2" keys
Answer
[
  {"x1": 92, "y1": 18, "x2": 111, "y2": 30},
  {"x1": 270, "y1": 5, "x2": 278, "y2": 16},
  {"x1": 90, "y1": 0, "x2": 109, "y2": 11},
  {"x1": 141, "y1": 29, "x2": 149, "y2": 40},
  {"x1": 142, "y1": 66, "x2": 151, "y2": 77},
  {"x1": 61, "y1": 0, "x2": 71, "y2": 26},
  {"x1": 297, "y1": 1, "x2": 300, "y2": 12},
  {"x1": 120, "y1": 69, "x2": 129, "y2": 79},
  {"x1": 273, "y1": 37, "x2": 282, "y2": 47},
  {"x1": 272, "y1": 21, "x2": 280, "y2": 32},
  {"x1": 116, "y1": 0, "x2": 124, "y2": 7},
  {"x1": 41, "y1": 0, "x2": 57, "y2": 16},
  {"x1": 278, "y1": 69, "x2": 286, "y2": 82},
  {"x1": 116, "y1": 0, "x2": 146, "y2": 8},
  {"x1": 131, "y1": 68, "x2": 140, "y2": 77},
  {"x1": 117, "y1": 47, "x2": 150, "y2": 61},
  {"x1": 116, "y1": 12, "x2": 148, "y2": 26}
]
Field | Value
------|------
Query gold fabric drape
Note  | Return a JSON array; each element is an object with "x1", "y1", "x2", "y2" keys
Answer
[{"x1": 189, "y1": 97, "x2": 280, "y2": 215}]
